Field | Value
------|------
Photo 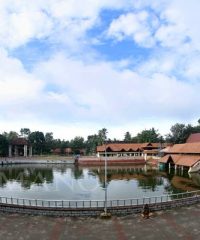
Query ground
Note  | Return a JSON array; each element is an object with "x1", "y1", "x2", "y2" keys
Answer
[{"x1": 0, "y1": 204, "x2": 200, "y2": 240}]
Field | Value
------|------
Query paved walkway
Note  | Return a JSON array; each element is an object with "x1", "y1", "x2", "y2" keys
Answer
[{"x1": 0, "y1": 204, "x2": 200, "y2": 240}]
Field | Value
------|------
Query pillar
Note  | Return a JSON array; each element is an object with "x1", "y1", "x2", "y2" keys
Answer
[
  {"x1": 168, "y1": 162, "x2": 171, "y2": 173},
  {"x1": 14, "y1": 146, "x2": 18, "y2": 156},
  {"x1": 9, "y1": 145, "x2": 12, "y2": 157},
  {"x1": 181, "y1": 165, "x2": 184, "y2": 174},
  {"x1": 175, "y1": 165, "x2": 177, "y2": 174},
  {"x1": 29, "y1": 146, "x2": 32, "y2": 157},
  {"x1": 24, "y1": 145, "x2": 27, "y2": 157}
]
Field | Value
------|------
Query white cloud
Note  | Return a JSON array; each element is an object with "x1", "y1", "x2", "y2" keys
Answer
[
  {"x1": 1, "y1": 49, "x2": 200, "y2": 139},
  {"x1": 1, "y1": 0, "x2": 200, "y2": 140},
  {"x1": 0, "y1": 0, "x2": 128, "y2": 50},
  {"x1": 33, "y1": 53, "x2": 200, "y2": 123},
  {"x1": 0, "y1": 49, "x2": 43, "y2": 104},
  {"x1": 107, "y1": 11, "x2": 158, "y2": 47}
]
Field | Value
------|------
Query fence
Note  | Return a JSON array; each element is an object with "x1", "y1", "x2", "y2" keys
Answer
[{"x1": 0, "y1": 190, "x2": 200, "y2": 209}]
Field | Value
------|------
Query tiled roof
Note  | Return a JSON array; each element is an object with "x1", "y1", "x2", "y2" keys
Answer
[
  {"x1": 186, "y1": 133, "x2": 200, "y2": 143},
  {"x1": 159, "y1": 154, "x2": 200, "y2": 167},
  {"x1": 167, "y1": 143, "x2": 200, "y2": 154},
  {"x1": 97, "y1": 143, "x2": 143, "y2": 152},
  {"x1": 11, "y1": 138, "x2": 29, "y2": 145},
  {"x1": 97, "y1": 142, "x2": 166, "y2": 152}
]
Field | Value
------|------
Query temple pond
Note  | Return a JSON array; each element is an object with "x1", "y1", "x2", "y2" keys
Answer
[{"x1": 0, "y1": 164, "x2": 200, "y2": 200}]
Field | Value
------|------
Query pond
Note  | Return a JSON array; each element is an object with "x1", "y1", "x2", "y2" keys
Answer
[{"x1": 0, "y1": 164, "x2": 200, "y2": 201}]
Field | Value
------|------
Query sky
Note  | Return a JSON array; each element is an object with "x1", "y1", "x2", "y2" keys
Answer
[{"x1": 0, "y1": 0, "x2": 200, "y2": 140}]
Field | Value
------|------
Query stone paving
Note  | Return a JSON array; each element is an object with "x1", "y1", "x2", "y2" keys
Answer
[{"x1": 0, "y1": 204, "x2": 200, "y2": 240}]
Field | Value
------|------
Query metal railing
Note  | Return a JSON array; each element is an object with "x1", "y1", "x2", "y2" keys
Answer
[{"x1": 0, "y1": 190, "x2": 200, "y2": 209}]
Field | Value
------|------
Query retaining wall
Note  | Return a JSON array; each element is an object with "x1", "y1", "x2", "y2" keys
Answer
[{"x1": 0, "y1": 195, "x2": 200, "y2": 217}]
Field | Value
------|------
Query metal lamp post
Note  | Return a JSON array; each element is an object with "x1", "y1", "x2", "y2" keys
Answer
[{"x1": 104, "y1": 142, "x2": 108, "y2": 215}]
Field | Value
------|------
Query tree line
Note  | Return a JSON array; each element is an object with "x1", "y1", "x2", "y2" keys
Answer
[{"x1": 0, "y1": 119, "x2": 200, "y2": 157}]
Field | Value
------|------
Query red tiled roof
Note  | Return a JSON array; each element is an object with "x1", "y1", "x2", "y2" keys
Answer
[
  {"x1": 11, "y1": 138, "x2": 28, "y2": 145},
  {"x1": 167, "y1": 143, "x2": 200, "y2": 154},
  {"x1": 159, "y1": 154, "x2": 200, "y2": 167},
  {"x1": 186, "y1": 133, "x2": 200, "y2": 143},
  {"x1": 97, "y1": 142, "x2": 167, "y2": 152},
  {"x1": 97, "y1": 143, "x2": 142, "y2": 152}
]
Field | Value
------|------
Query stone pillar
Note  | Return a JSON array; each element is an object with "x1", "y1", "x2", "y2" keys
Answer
[
  {"x1": 24, "y1": 145, "x2": 27, "y2": 157},
  {"x1": 14, "y1": 146, "x2": 18, "y2": 156},
  {"x1": 29, "y1": 146, "x2": 32, "y2": 157},
  {"x1": 181, "y1": 165, "x2": 184, "y2": 174},
  {"x1": 144, "y1": 164, "x2": 147, "y2": 172},
  {"x1": 175, "y1": 164, "x2": 177, "y2": 174},
  {"x1": 9, "y1": 145, "x2": 12, "y2": 157}
]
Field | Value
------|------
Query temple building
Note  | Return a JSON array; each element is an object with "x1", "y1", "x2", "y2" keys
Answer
[
  {"x1": 96, "y1": 142, "x2": 167, "y2": 160},
  {"x1": 9, "y1": 138, "x2": 32, "y2": 157},
  {"x1": 159, "y1": 139, "x2": 200, "y2": 172}
]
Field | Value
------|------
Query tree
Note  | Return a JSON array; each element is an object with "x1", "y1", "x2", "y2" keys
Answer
[
  {"x1": 98, "y1": 128, "x2": 108, "y2": 145},
  {"x1": 136, "y1": 128, "x2": 160, "y2": 143},
  {"x1": 3, "y1": 131, "x2": 19, "y2": 142},
  {"x1": 20, "y1": 128, "x2": 31, "y2": 138},
  {"x1": 70, "y1": 136, "x2": 85, "y2": 154},
  {"x1": 0, "y1": 134, "x2": 8, "y2": 157},
  {"x1": 29, "y1": 131, "x2": 45, "y2": 155},
  {"x1": 44, "y1": 132, "x2": 54, "y2": 154},
  {"x1": 86, "y1": 134, "x2": 99, "y2": 155},
  {"x1": 166, "y1": 123, "x2": 194, "y2": 144},
  {"x1": 124, "y1": 131, "x2": 132, "y2": 142}
]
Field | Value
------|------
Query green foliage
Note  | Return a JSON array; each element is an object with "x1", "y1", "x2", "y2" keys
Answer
[
  {"x1": 0, "y1": 134, "x2": 8, "y2": 157},
  {"x1": 86, "y1": 128, "x2": 108, "y2": 155},
  {"x1": 44, "y1": 132, "x2": 54, "y2": 154},
  {"x1": 70, "y1": 136, "x2": 85, "y2": 154},
  {"x1": 166, "y1": 123, "x2": 195, "y2": 144},
  {"x1": 98, "y1": 128, "x2": 108, "y2": 145},
  {"x1": 3, "y1": 131, "x2": 19, "y2": 142},
  {"x1": 136, "y1": 128, "x2": 160, "y2": 143},
  {"x1": 124, "y1": 131, "x2": 132, "y2": 142},
  {"x1": 28, "y1": 131, "x2": 45, "y2": 155},
  {"x1": 20, "y1": 128, "x2": 31, "y2": 138},
  {"x1": 86, "y1": 134, "x2": 99, "y2": 155}
]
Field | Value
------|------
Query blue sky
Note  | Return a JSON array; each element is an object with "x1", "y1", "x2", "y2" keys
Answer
[{"x1": 0, "y1": 0, "x2": 200, "y2": 140}]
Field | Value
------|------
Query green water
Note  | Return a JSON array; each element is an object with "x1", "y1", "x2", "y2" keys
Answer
[{"x1": 0, "y1": 164, "x2": 199, "y2": 200}]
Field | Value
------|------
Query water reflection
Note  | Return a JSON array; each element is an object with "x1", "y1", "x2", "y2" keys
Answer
[
  {"x1": 0, "y1": 164, "x2": 199, "y2": 200},
  {"x1": 0, "y1": 165, "x2": 54, "y2": 189}
]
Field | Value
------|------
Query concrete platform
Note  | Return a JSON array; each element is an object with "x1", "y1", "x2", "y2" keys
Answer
[{"x1": 0, "y1": 204, "x2": 200, "y2": 239}]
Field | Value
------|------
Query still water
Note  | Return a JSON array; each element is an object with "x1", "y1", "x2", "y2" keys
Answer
[{"x1": 0, "y1": 164, "x2": 200, "y2": 200}]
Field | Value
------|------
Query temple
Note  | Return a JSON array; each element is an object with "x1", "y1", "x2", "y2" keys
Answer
[{"x1": 8, "y1": 138, "x2": 32, "y2": 157}]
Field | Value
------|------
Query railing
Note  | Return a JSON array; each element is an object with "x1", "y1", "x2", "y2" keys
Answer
[{"x1": 0, "y1": 190, "x2": 200, "y2": 209}]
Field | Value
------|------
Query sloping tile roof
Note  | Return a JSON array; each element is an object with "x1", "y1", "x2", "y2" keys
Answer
[
  {"x1": 11, "y1": 138, "x2": 29, "y2": 145},
  {"x1": 97, "y1": 142, "x2": 167, "y2": 152},
  {"x1": 97, "y1": 143, "x2": 143, "y2": 152},
  {"x1": 186, "y1": 133, "x2": 200, "y2": 143},
  {"x1": 159, "y1": 154, "x2": 200, "y2": 167},
  {"x1": 159, "y1": 154, "x2": 170, "y2": 163},
  {"x1": 167, "y1": 143, "x2": 200, "y2": 154}
]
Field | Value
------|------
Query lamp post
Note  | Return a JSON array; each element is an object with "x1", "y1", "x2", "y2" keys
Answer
[{"x1": 104, "y1": 141, "x2": 108, "y2": 215}]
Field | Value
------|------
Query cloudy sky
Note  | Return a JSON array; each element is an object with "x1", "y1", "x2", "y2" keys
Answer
[{"x1": 0, "y1": 0, "x2": 200, "y2": 140}]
